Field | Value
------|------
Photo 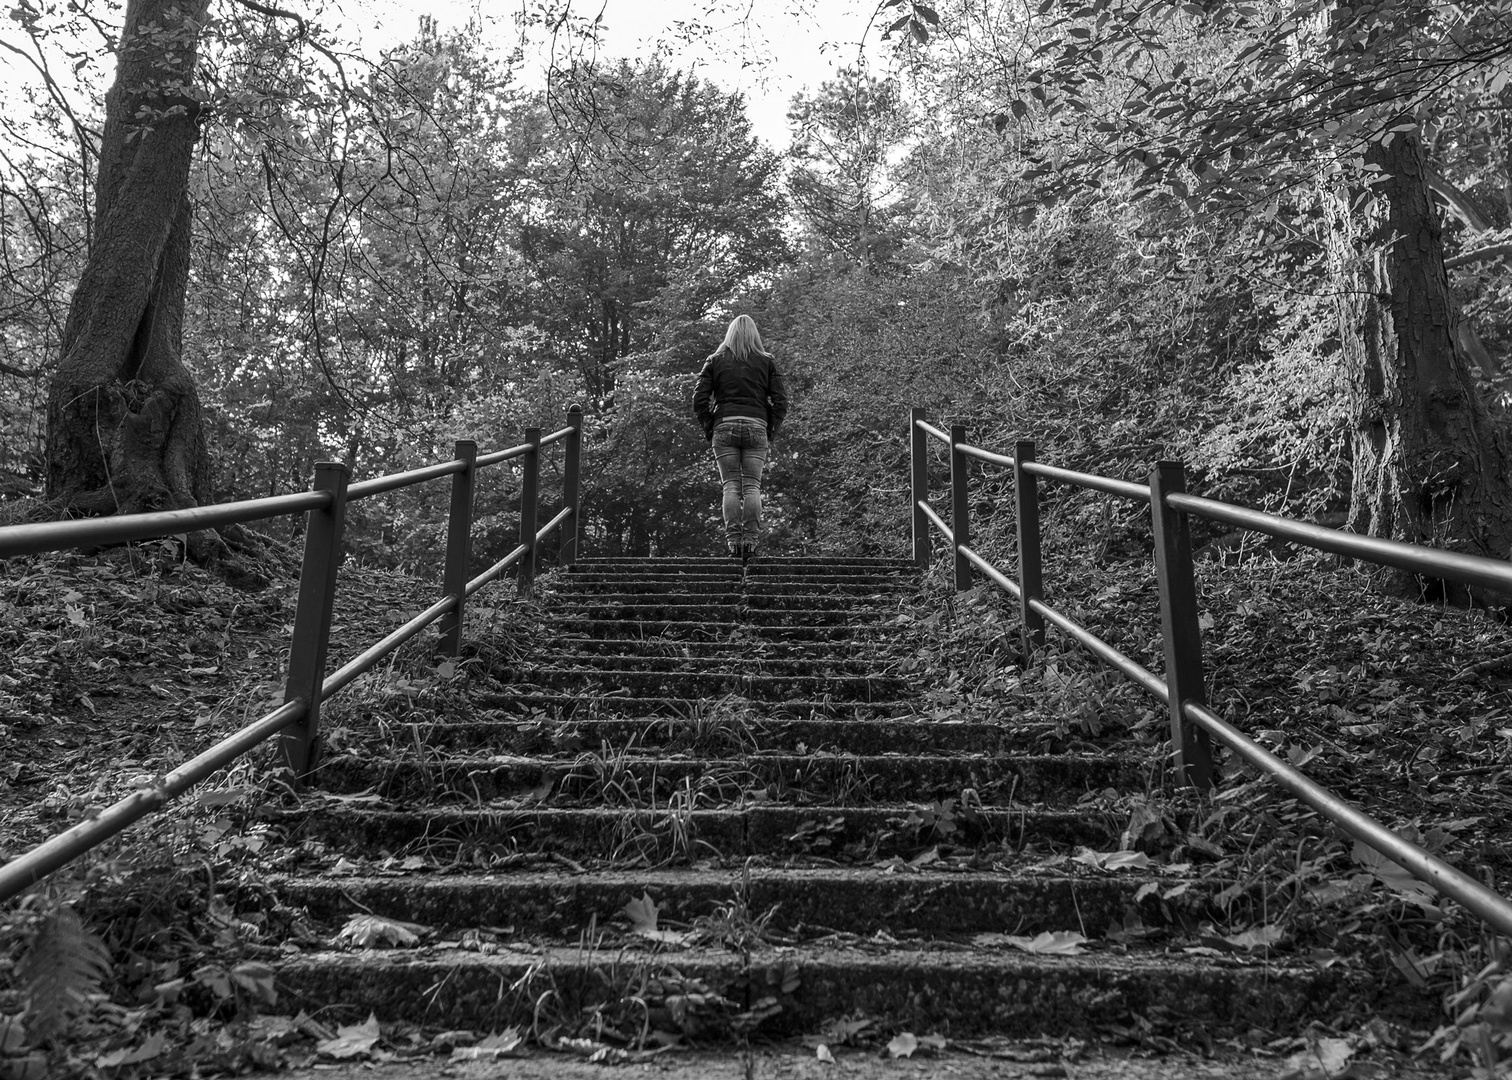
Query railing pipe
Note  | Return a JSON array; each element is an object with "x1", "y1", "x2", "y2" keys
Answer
[
  {"x1": 0, "y1": 700, "x2": 305, "y2": 904},
  {"x1": 1014, "y1": 440, "x2": 1046, "y2": 653},
  {"x1": 536, "y1": 506, "x2": 573, "y2": 546},
  {"x1": 438, "y1": 440, "x2": 478, "y2": 657},
  {"x1": 1167, "y1": 492, "x2": 1512, "y2": 594},
  {"x1": 1022, "y1": 460, "x2": 1151, "y2": 503},
  {"x1": 538, "y1": 423, "x2": 577, "y2": 448},
  {"x1": 467, "y1": 543, "x2": 529, "y2": 597},
  {"x1": 909, "y1": 409, "x2": 929, "y2": 568},
  {"x1": 1029, "y1": 597, "x2": 1171, "y2": 704},
  {"x1": 0, "y1": 490, "x2": 330, "y2": 559},
  {"x1": 1183, "y1": 701, "x2": 1512, "y2": 937},
  {"x1": 918, "y1": 500, "x2": 953, "y2": 545},
  {"x1": 561, "y1": 404, "x2": 584, "y2": 567},
  {"x1": 518, "y1": 427, "x2": 541, "y2": 597},
  {"x1": 1149, "y1": 461, "x2": 1214, "y2": 790},
  {"x1": 476, "y1": 442, "x2": 534, "y2": 469},
  {"x1": 957, "y1": 443, "x2": 1016, "y2": 469},
  {"x1": 918, "y1": 419, "x2": 950, "y2": 446},
  {"x1": 322, "y1": 596, "x2": 457, "y2": 699},
  {"x1": 278, "y1": 462, "x2": 349, "y2": 779},
  {"x1": 959, "y1": 545, "x2": 1022, "y2": 599},
  {"x1": 950, "y1": 423, "x2": 971, "y2": 591},
  {"x1": 346, "y1": 459, "x2": 465, "y2": 502}
]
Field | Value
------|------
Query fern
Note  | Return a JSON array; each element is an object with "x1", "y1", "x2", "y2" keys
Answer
[{"x1": 15, "y1": 906, "x2": 110, "y2": 1041}]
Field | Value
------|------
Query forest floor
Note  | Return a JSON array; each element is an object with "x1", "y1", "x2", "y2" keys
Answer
[{"x1": 1, "y1": 538, "x2": 1511, "y2": 1077}]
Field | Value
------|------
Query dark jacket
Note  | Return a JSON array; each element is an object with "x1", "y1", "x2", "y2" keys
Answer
[{"x1": 692, "y1": 349, "x2": 789, "y2": 442}]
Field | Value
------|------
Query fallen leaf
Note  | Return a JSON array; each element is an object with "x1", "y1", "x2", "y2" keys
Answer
[
  {"x1": 335, "y1": 914, "x2": 425, "y2": 948},
  {"x1": 450, "y1": 1027, "x2": 523, "y2": 1060},
  {"x1": 622, "y1": 892, "x2": 692, "y2": 944},
  {"x1": 1279, "y1": 1035, "x2": 1354, "y2": 1079},
  {"x1": 317, "y1": 1014, "x2": 381, "y2": 1060},
  {"x1": 1001, "y1": 930, "x2": 1088, "y2": 956},
  {"x1": 1221, "y1": 924, "x2": 1284, "y2": 952},
  {"x1": 95, "y1": 1030, "x2": 167, "y2": 1068},
  {"x1": 888, "y1": 1032, "x2": 919, "y2": 1058},
  {"x1": 1072, "y1": 848, "x2": 1152, "y2": 871}
]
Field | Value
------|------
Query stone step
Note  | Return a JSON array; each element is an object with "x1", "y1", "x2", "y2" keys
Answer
[
  {"x1": 555, "y1": 595, "x2": 902, "y2": 618},
  {"x1": 521, "y1": 638, "x2": 884, "y2": 663},
  {"x1": 461, "y1": 692, "x2": 918, "y2": 720},
  {"x1": 495, "y1": 667, "x2": 910, "y2": 702},
  {"x1": 538, "y1": 618, "x2": 897, "y2": 641},
  {"x1": 397, "y1": 716, "x2": 1095, "y2": 757},
  {"x1": 555, "y1": 573, "x2": 913, "y2": 591},
  {"x1": 503, "y1": 654, "x2": 890, "y2": 677},
  {"x1": 265, "y1": 804, "x2": 1118, "y2": 860},
  {"x1": 311, "y1": 752, "x2": 1144, "y2": 804},
  {"x1": 543, "y1": 606, "x2": 900, "y2": 629},
  {"x1": 271, "y1": 945, "x2": 1358, "y2": 1038},
  {"x1": 269, "y1": 866, "x2": 1204, "y2": 938},
  {"x1": 571, "y1": 556, "x2": 916, "y2": 572}
]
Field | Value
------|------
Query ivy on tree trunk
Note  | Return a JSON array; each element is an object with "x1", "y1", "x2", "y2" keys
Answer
[
  {"x1": 1327, "y1": 130, "x2": 1512, "y2": 579},
  {"x1": 46, "y1": 0, "x2": 212, "y2": 517}
]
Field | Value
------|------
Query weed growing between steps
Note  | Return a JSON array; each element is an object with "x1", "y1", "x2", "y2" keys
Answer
[{"x1": 904, "y1": 544, "x2": 1512, "y2": 1071}]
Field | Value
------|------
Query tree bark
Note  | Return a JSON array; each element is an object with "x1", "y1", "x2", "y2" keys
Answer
[
  {"x1": 1326, "y1": 130, "x2": 1512, "y2": 594},
  {"x1": 45, "y1": 0, "x2": 212, "y2": 516}
]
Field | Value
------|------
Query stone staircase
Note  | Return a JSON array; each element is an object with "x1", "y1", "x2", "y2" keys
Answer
[{"x1": 254, "y1": 556, "x2": 1360, "y2": 1043}]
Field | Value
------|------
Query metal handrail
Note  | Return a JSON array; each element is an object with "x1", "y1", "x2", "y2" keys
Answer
[
  {"x1": 0, "y1": 490, "x2": 332, "y2": 558},
  {"x1": 0, "y1": 406, "x2": 586, "y2": 904},
  {"x1": 348, "y1": 459, "x2": 466, "y2": 501},
  {"x1": 1167, "y1": 491, "x2": 1512, "y2": 593},
  {"x1": 1021, "y1": 459, "x2": 1151, "y2": 503},
  {"x1": 918, "y1": 420, "x2": 951, "y2": 445},
  {"x1": 907, "y1": 408, "x2": 1512, "y2": 938}
]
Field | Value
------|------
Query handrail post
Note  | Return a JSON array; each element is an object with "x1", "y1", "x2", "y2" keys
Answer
[
  {"x1": 518, "y1": 426, "x2": 541, "y2": 597},
  {"x1": 1150, "y1": 460, "x2": 1214, "y2": 791},
  {"x1": 949, "y1": 422, "x2": 971, "y2": 590},
  {"x1": 1014, "y1": 440, "x2": 1046, "y2": 653},
  {"x1": 438, "y1": 439, "x2": 478, "y2": 657},
  {"x1": 561, "y1": 405, "x2": 584, "y2": 567},
  {"x1": 278, "y1": 462, "x2": 349, "y2": 780},
  {"x1": 909, "y1": 407, "x2": 929, "y2": 568}
]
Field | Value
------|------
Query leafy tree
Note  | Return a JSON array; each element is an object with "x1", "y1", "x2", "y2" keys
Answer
[
  {"x1": 520, "y1": 59, "x2": 789, "y2": 402},
  {"x1": 786, "y1": 68, "x2": 912, "y2": 267},
  {"x1": 904, "y1": 0, "x2": 1512, "y2": 572}
]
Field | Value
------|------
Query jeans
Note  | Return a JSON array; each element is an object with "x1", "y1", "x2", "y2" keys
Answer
[{"x1": 711, "y1": 418, "x2": 769, "y2": 549}]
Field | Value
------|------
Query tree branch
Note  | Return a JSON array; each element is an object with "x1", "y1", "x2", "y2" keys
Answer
[
  {"x1": 1427, "y1": 168, "x2": 1495, "y2": 233},
  {"x1": 1445, "y1": 241, "x2": 1512, "y2": 270}
]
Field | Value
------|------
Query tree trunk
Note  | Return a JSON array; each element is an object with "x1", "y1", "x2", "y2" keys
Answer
[
  {"x1": 1326, "y1": 129, "x2": 1512, "y2": 596},
  {"x1": 45, "y1": 0, "x2": 212, "y2": 516}
]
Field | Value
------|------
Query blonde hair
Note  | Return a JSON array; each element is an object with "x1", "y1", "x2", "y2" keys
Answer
[{"x1": 716, "y1": 314, "x2": 770, "y2": 363}]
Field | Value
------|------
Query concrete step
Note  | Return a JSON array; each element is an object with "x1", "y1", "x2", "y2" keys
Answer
[
  {"x1": 394, "y1": 716, "x2": 1095, "y2": 757},
  {"x1": 495, "y1": 667, "x2": 910, "y2": 702},
  {"x1": 538, "y1": 618, "x2": 899, "y2": 641},
  {"x1": 520, "y1": 638, "x2": 888, "y2": 665},
  {"x1": 554, "y1": 576, "x2": 913, "y2": 594},
  {"x1": 265, "y1": 804, "x2": 1119, "y2": 860},
  {"x1": 554, "y1": 595, "x2": 902, "y2": 618},
  {"x1": 500, "y1": 654, "x2": 892, "y2": 677},
  {"x1": 571, "y1": 556, "x2": 916, "y2": 572},
  {"x1": 269, "y1": 866, "x2": 1205, "y2": 938},
  {"x1": 311, "y1": 752, "x2": 1146, "y2": 804},
  {"x1": 271, "y1": 944, "x2": 1357, "y2": 1038},
  {"x1": 543, "y1": 606, "x2": 901, "y2": 628},
  {"x1": 461, "y1": 692, "x2": 918, "y2": 720}
]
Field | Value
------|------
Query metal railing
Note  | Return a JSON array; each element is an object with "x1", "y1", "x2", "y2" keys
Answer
[
  {"x1": 908, "y1": 407, "x2": 1512, "y2": 938},
  {"x1": 0, "y1": 406, "x2": 584, "y2": 903}
]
